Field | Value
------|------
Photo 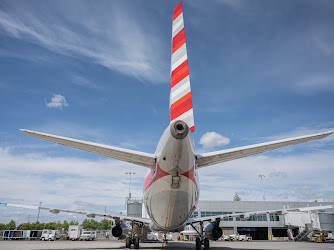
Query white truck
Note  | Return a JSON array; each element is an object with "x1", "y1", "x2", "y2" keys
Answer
[
  {"x1": 40, "y1": 229, "x2": 57, "y2": 241},
  {"x1": 80, "y1": 231, "x2": 96, "y2": 241},
  {"x1": 237, "y1": 234, "x2": 252, "y2": 241},
  {"x1": 68, "y1": 225, "x2": 83, "y2": 241}
]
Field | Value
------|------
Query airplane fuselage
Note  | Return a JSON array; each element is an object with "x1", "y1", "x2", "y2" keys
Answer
[{"x1": 143, "y1": 121, "x2": 199, "y2": 232}]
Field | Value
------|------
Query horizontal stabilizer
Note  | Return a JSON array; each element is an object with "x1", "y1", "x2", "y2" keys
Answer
[
  {"x1": 20, "y1": 129, "x2": 155, "y2": 168},
  {"x1": 197, "y1": 130, "x2": 334, "y2": 168}
]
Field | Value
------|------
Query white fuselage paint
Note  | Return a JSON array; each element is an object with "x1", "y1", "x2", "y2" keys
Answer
[{"x1": 143, "y1": 125, "x2": 200, "y2": 232}]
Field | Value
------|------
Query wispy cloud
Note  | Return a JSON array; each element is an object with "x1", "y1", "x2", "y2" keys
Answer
[
  {"x1": 0, "y1": 1, "x2": 166, "y2": 83},
  {"x1": 72, "y1": 75, "x2": 100, "y2": 89},
  {"x1": 293, "y1": 75, "x2": 334, "y2": 95},
  {"x1": 46, "y1": 94, "x2": 69, "y2": 109},
  {"x1": 278, "y1": 186, "x2": 324, "y2": 201}
]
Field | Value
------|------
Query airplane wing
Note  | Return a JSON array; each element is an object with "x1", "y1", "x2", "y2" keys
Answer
[
  {"x1": 187, "y1": 204, "x2": 334, "y2": 224},
  {"x1": 0, "y1": 202, "x2": 150, "y2": 225},
  {"x1": 196, "y1": 131, "x2": 333, "y2": 168},
  {"x1": 20, "y1": 129, "x2": 156, "y2": 168}
]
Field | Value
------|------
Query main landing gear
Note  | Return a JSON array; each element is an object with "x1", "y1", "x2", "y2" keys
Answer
[
  {"x1": 125, "y1": 221, "x2": 143, "y2": 249},
  {"x1": 190, "y1": 221, "x2": 210, "y2": 250},
  {"x1": 125, "y1": 236, "x2": 140, "y2": 249}
]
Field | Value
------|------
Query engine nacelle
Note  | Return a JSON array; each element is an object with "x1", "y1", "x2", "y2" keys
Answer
[
  {"x1": 112, "y1": 223, "x2": 130, "y2": 239},
  {"x1": 204, "y1": 223, "x2": 223, "y2": 241}
]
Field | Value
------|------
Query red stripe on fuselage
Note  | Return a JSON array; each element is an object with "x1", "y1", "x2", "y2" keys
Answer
[
  {"x1": 143, "y1": 164, "x2": 170, "y2": 192},
  {"x1": 181, "y1": 166, "x2": 199, "y2": 188}
]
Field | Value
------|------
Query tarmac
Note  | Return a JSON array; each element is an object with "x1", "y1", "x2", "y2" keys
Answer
[{"x1": 0, "y1": 239, "x2": 334, "y2": 250}]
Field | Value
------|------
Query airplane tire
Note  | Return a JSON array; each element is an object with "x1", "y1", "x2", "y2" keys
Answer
[
  {"x1": 134, "y1": 237, "x2": 140, "y2": 249},
  {"x1": 195, "y1": 237, "x2": 201, "y2": 250},
  {"x1": 204, "y1": 238, "x2": 210, "y2": 250},
  {"x1": 125, "y1": 237, "x2": 131, "y2": 248}
]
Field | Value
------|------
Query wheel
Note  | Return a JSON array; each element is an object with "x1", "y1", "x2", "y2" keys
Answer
[
  {"x1": 196, "y1": 237, "x2": 201, "y2": 250},
  {"x1": 125, "y1": 237, "x2": 131, "y2": 248},
  {"x1": 204, "y1": 238, "x2": 210, "y2": 250},
  {"x1": 134, "y1": 237, "x2": 140, "y2": 249}
]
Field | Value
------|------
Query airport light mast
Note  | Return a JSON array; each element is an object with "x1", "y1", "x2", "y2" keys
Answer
[
  {"x1": 259, "y1": 174, "x2": 266, "y2": 201},
  {"x1": 125, "y1": 172, "x2": 136, "y2": 201},
  {"x1": 37, "y1": 201, "x2": 42, "y2": 222}
]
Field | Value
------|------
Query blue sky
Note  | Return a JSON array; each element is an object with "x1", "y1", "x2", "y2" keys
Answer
[{"x1": 1, "y1": 0, "x2": 334, "y2": 224}]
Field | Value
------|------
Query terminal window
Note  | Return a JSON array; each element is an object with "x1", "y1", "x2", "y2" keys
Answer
[{"x1": 269, "y1": 213, "x2": 280, "y2": 221}]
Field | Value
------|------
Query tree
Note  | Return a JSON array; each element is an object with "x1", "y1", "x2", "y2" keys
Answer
[
  {"x1": 99, "y1": 219, "x2": 112, "y2": 230},
  {"x1": 0, "y1": 223, "x2": 6, "y2": 230},
  {"x1": 20, "y1": 223, "x2": 33, "y2": 230},
  {"x1": 6, "y1": 220, "x2": 16, "y2": 230},
  {"x1": 45, "y1": 221, "x2": 57, "y2": 230},
  {"x1": 62, "y1": 220, "x2": 69, "y2": 230},
  {"x1": 233, "y1": 192, "x2": 241, "y2": 201},
  {"x1": 69, "y1": 220, "x2": 79, "y2": 225},
  {"x1": 81, "y1": 219, "x2": 92, "y2": 230}
]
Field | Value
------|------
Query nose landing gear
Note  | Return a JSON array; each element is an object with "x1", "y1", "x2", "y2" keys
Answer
[{"x1": 162, "y1": 233, "x2": 168, "y2": 250}]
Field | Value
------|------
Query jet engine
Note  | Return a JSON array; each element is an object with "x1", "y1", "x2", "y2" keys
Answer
[
  {"x1": 112, "y1": 223, "x2": 131, "y2": 239},
  {"x1": 204, "y1": 223, "x2": 223, "y2": 240}
]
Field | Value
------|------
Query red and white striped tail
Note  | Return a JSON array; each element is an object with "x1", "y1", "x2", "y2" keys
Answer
[{"x1": 169, "y1": 2, "x2": 195, "y2": 133}]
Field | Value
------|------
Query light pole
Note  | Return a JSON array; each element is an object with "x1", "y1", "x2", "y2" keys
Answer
[
  {"x1": 28, "y1": 214, "x2": 30, "y2": 223},
  {"x1": 259, "y1": 175, "x2": 266, "y2": 201},
  {"x1": 37, "y1": 202, "x2": 42, "y2": 222},
  {"x1": 125, "y1": 172, "x2": 136, "y2": 201}
]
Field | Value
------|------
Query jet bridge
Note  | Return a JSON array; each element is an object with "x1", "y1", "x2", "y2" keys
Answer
[{"x1": 284, "y1": 212, "x2": 334, "y2": 241}]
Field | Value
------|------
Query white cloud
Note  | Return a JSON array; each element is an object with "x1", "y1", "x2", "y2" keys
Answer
[
  {"x1": 198, "y1": 148, "x2": 334, "y2": 202},
  {"x1": 199, "y1": 132, "x2": 230, "y2": 149},
  {"x1": 0, "y1": 147, "x2": 146, "y2": 224},
  {"x1": 46, "y1": 94, "x2": 69, "y2": 109}
]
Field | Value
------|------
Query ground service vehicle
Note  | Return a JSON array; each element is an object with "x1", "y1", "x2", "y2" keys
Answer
[
  {"x1": 80, "y1": 231, "x2": 95, "y2": 241},
  {"x1": 40, "y1": 229, "x2": 56, "y2": 241},
  {"x1": 68, "y1": 225, "x2": 82, "y2": 241}
]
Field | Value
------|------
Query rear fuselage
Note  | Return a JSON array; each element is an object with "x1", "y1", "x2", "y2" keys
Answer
[{"x1": 143, "y1": 121, "x2": 199, "y2": 232}]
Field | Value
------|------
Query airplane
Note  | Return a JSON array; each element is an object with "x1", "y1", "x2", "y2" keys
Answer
[{"x1": 1, "y1": 2, "x2": 334, "y2": 250}]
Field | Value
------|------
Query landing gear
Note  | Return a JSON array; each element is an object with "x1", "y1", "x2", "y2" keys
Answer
[
  {"x1": 134, "y1": 237, "x2": 140, "y2": 249},
  {"x1": 195, "y1": 237, "x2": 201, "y2": 250},
  {"x1": 125, "y1": 237, "x2": 131, "y2": 248},
  {"x1": 190, "y1": 222, "x2": 210, "y2": 250},
  {"x1": 203, "y1": 238, "x2": 210, "y2": 250},
  {"x1": 162, "y1": 233, "x2": 168, "y2": 249},
  {"x1": 125, "y1": 220, "x2": 143, "y2": 249},
  {"x1": 125, "y1": 236, "x2": 140, "y2": 249}
]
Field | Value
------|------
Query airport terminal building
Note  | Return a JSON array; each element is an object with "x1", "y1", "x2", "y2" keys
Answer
[
  {"x1": 130, "y1": 198, "x2": 334, "y2": 240},
  {"x1": 188, "y1": 200, "x2": 334, "y2": 240}
]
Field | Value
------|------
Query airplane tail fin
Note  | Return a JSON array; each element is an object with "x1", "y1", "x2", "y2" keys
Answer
[{"x1": 169, "y1": 2, "x2": 195, "y2": 132}]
